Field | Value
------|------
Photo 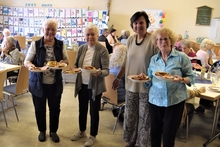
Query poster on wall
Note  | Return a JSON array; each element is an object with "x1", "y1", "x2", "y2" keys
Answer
[{"x1": 144, "y1": 9, "x2": 166, "y2": 32}]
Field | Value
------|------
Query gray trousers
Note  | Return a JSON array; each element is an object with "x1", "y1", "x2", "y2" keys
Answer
[{"x1": 123, "y1": 90, "x2": 151, "y2": 147}]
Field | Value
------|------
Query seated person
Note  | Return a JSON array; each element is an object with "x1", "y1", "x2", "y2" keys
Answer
[
  {"x1": 174, "y1": 34, "x2": 183, "y2": 51},
  {"x1": 98, "y1": 28, "x2": 112, "y2": 54},
  {"x1": 0, "y1": 36, "x2": 20, "y2": 77},
  {"x1": 117, "y1": 30, "x2": 126, "y2": 42},
  {"x1": 109, "y1": 43, "x2": 126, "y2": 103},
  {"x1": 0, "y1": 28, "x2": 21, "y2": 51},
  {"x1": 206, "y1": 39, "x2": 216, "y2": 64},
  {"x1": 178, "y1": 87, "x2": 206, "y2": 139},
  {"x1": 107, "y1": 28, "x2": 118, "y2": 46},
  {"x1": 120, "y1": 31, "x2": 130, "y2": 45}
]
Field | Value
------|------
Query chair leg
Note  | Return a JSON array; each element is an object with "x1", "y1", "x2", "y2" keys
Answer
[
  {"x1": 112, "y1": 105, "x2": 125, "y2": 134},
  {"x1": 11, "y1": 97, "x2": 19, "y2": 121},
  {"x1": 0, "y1": 100, "x2": 8, "y2": 127}
]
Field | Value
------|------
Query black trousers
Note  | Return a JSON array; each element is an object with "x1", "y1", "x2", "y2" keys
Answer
[
  {"x1": 78, "y1": 84, "x2": 101, "y2": 136},
  {"x1": 149, "y1": 101, "x2": 184, "y2": 147},
  {"x1": 32, "y1": 84, "x2": 61, "y2": 133}
]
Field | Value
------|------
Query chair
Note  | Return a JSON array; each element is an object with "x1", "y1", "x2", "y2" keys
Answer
[
  {"x1": 3, "y1": 66, "x2": 29, "y2": 109},
  {"x1": 101, "y1": 74, "x2": 125, "y2": 133},
  {"x1": 0, "y1": 70, "x2": 18, "y2": 127},
  {"x1": 32, "y1": 36, "x2": 42, "y2": 42},
  {"x1": 13, "y1": 36, "x2": 26, "y2": 49}
]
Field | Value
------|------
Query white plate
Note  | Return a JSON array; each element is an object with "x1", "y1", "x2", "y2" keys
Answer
[
  {"x1": 47, "y1": 63, "x2": 67, "y2": 69},
  {"x1": 154, "y1": 74, "x2": 174, "y2": 82},
  {"x1": 80, "y1": 68, "x2": 99, "y2": 73},
  {"x1": 62, "y1": 70, "x2": 81, "y2": 74},
  {"x1": 208, "y1": 86, "x2": 220, "y2": 93},
  {"x1": 127, "y1": 75, "x2": 150, "y2": 83},
  {"x1": 29, "y1": 67, "x2": 49, "y2": 73}
]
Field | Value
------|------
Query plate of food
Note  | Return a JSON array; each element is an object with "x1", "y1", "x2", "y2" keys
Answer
[
  {"x1": 62, "y1": 68, "x2": 81, "y2": 74},
  {"x1": 208, "y1": 86, "x2": 220, "y2": 93},
  {"x1": 127, "y1": 74, "x2": 150, "y2": 83},
  {"x1": 29, "y1": 66, "x2": 49, "y2": 72},
  {"x1": 154, "y1": 71, "x2": 174, "y2": 82},
  {"x1": 46, "y1": 61, "x2": 67, "y2": 69},
  {"x1": 80, "y1": 65, "x2": 99, "y2": 73}
]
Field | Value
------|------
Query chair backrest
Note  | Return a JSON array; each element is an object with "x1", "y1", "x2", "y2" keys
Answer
[
  {"x1": 63, "y1": 50, "x2": 77, "y2": 71},
  {"x1": 0, "y1": 70, "x2": 6, "y2": 100},
  {"x1": 32, "y1": 36, "x2": 42, "y2": 42},
  {"x1": 102, "y1": 74, "x2": 118, "y2": 105},
  {"x1": 13, "y1": 36, "x2": 26, "y2": 49},
  {"x1": 16, "y1": 66, "x2": 29, "y2": 94}
]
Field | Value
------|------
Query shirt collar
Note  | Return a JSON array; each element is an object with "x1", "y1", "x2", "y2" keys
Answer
[{"x1": 155, "y1": 48, "x2": 179, "y2": 61}]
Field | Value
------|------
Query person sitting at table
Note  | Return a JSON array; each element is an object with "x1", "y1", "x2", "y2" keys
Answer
[
  {"x1": 206, "y1": 39, "x2": 216, "y2": 63},
  {"x1": 174, "y1": 34, "x2": 183, "y2": 51},
  {"x1": 120, "y1": 31, "x2": 130, "y2": 45},
  {"x1": 98, "y1": 28, "x2": 112, "y2": 54},
  {"x1": 0, "y1": 28, "x2": 21, "y2": 51},
  {"x1": 0, "y1": 36, "x2": 20, "y2": 78},
  {"x1": 109, "y1": 42, "x2": 126, "y2": 103},
  {"x1": 107, "y1": 28, "x2": 118, "y2": 46},
  {"x1": 195, "y1": 39, "x2": 214, "y2": 113}
]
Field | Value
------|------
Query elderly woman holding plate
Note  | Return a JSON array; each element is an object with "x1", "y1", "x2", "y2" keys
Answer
[
  {"x1": 71, "y1": 24, "x2": 109, "y2": 147},
  {"x1": 147, "y1": 28, "x2": 194, "y2": 147},
  {"x1": 24, "y1": 18, "x2": 68, "y2": 143}
]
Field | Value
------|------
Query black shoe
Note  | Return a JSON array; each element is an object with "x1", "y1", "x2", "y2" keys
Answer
[
  {"x1": 50, "y1": 132, "x2": 60, "y2": 142},
  {"x1": 195, "y1": 106, "x2": 205, "y2": 113},
  {"x1": 38, "y1": 132, "x2": 46, "y2": 142}
]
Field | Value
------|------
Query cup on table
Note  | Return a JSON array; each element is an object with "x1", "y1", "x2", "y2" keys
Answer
[{"x1": 211, "y1": 73, "x2": 218, "y2": 86}]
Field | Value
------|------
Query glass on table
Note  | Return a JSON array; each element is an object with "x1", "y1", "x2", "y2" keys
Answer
[{"x1": 210, "y1": 72, "x2": 218, "y2": 86}]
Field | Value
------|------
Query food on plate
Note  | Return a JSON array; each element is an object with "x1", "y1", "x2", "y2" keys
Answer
[
  {"x1": 83, "y1": 65, "x2": 96, "y2": 70},
  {"x1": 63, "y1": 68, "x2": 81, "y2": 74},
  {"x1": 30, "y1": 67, "x2": 41, "y2": 70},
  {"x1": 132, "y1": 74, "x2": 149, "y2": 80},
  {"x1": 57, "y1": 62, "x2": 66, "y2": 67},
  {"x1": 47, "y1": 61, "x2": 57, "y2": 67},
  {"x1": 155, "y1": 71, "x2": 174, "y2": 79}
]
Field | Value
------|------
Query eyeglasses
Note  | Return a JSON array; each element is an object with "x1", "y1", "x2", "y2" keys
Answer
[{"x1": 157, "y1": 37, "x2": 169, "y2": 42}]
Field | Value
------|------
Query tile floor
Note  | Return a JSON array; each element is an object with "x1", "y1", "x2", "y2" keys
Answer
[{"x1": 0, "y1": 83, "x2": 219, "y2": 147}]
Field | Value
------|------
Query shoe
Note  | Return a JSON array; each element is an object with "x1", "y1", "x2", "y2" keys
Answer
[
  {"x1": 71, "y1": 131, "x2": 87, "y2": 141},
  {"x1": 84, "y1": 136, "x2": 96, "y2": 147},
  {"x1": 195, "y1": 106, "x2": 205, "y2": 113},
  {"x1": 38, "y1": 132, "x2": 46, "y2": 142},
  {"x1": 50, "y1": 132, "x2": 60, "y2": 142}
]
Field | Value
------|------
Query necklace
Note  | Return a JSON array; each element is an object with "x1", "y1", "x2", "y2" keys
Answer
[{"x1": 135, "y1": 32, "x2": 147, "y2": 46}]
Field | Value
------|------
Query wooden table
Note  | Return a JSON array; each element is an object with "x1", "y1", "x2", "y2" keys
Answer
[{"x1": 0, "y1": 63, "x2": 21, "y2": 72}]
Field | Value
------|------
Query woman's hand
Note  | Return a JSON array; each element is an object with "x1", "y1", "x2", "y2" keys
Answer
[
  {"x1": 173, "y1": 75, "x2": 183, "y2": 83},
  {"x1": 112, "y1": 78, "x2": 120, "y2": 90},
  {"x1": 92, "y1": 68, "x2": 102, "y2": 76}
]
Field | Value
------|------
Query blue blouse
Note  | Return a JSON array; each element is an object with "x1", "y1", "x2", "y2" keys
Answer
[{"x1": 147, "y1": 49, "x2": 195, "y2": 107}]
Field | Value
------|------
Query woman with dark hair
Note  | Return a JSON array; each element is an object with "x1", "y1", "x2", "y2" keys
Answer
[
  {"x1": 107, "y1": 28, "x2": 118, "y2": 46},
  {"x1": 112, "y1": 11, "x2": 158, "y2": 147}
]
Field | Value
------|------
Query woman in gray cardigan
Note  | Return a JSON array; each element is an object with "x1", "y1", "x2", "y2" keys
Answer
[{"x1": 71, "y1": 24, "x2": 109, "y2": 147}]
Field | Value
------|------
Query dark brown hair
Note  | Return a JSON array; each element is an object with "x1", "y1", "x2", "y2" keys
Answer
[{"x1": 130, "y1": 11, "x2": 150, "y2": 29}]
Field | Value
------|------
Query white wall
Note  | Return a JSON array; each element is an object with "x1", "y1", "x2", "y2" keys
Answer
[{"x1": 1, "y1": 0, "x2": 219, "y2": 40}]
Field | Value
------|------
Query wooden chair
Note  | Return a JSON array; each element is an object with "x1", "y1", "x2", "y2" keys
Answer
[
  {"x1": 0, "y1": 70, "x2": 19, "y2": 127},
  {"x1": 101, "y1": 74, "x2": 125, "y2": 133},
  {"x1": 13, "y1": 36, "x2": 26, "y2": 49},
  {"x1": 3, "y1": 66, "x2": 29, "y2": 110},
  {"x1": 32, "y1": 36, "x2": 42, "y2": 42}
]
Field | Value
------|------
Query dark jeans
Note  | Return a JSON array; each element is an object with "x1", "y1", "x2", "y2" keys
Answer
[
  {"x1": 32, "y1": 84, "x2": 61, "y2": 133},
  {"x1": 78, "y1": 84, "x2": 101, "y2": 136},
  {"x1": 149, "y1": 101, "x2": 184, "y2": 147}
]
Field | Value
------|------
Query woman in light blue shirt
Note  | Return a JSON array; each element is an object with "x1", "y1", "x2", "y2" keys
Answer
[{"x1": 147, "y1": 28, "x2": 194, "y2": 147}]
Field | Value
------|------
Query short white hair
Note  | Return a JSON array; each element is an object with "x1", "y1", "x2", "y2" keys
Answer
[
  {"x1": 84, "y1": 23, "x2": 99, "y2": 36},
  {"x1": 200, "y1": 39, "x2": 215, "y2": 50},
  {"x1": 110, "y1": 43, "x2": 126, "y2": 68},
  {"x1": 42, "y1": 18, "x2": 58, "y2": 30},
  {"x1": 3, "y1": 28, "x2": 11, "y2": 36}
]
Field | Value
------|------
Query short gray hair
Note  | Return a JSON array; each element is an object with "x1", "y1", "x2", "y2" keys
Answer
[
  {"x1": 5, "y1": 36, "x2": 15, "y2": 47},
  {"x1": 84, "y1": 24, "x2": 99, "y2": 36},
  {"x1": 42, "y1": 18, "x2": 58, "y2": 30},
  {"x1": 3, "y1": 28, "x2": 11, "y2": 36},
  {"x1": 181, "y1": 39, "x2": 191, "y2": 48},
  {"x1": 200, "y1": 39, "x2": 215, "y2": 50}
]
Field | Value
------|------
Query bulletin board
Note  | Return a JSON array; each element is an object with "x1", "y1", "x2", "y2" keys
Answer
[{"x1": 0, "y1": 6, "x2": 109, "y2": 44}]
